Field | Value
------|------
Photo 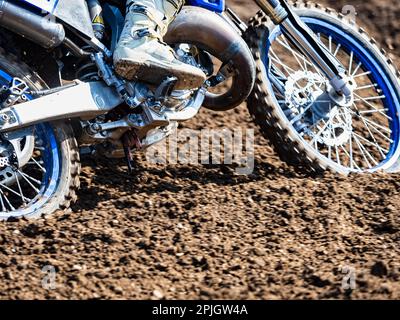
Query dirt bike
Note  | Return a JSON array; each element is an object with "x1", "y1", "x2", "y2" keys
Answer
[{"x1": 0, "y1": 0, "x2": 398, "y2": 219}]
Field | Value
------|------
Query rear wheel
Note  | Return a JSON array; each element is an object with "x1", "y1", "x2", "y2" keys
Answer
[
  {"x1": 0, "y1": 48, "x2": 80, "y2": 219},
  {"x1": 246, "y1": 1, "x2": 400, "y2": 174}
]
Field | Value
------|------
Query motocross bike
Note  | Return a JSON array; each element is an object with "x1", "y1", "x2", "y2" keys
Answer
[{"x1": 0, "y1": 0, "x2": 398, "y2": 219}]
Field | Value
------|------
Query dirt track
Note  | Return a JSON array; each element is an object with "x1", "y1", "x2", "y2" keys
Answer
[{"x1": 0, "y1": 0, "x2": 400, "y2": 300}]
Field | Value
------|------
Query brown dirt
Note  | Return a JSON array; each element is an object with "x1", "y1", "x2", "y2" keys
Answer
[{"x1": 0, "y1": 0, "x2": 400, "y2": 300}]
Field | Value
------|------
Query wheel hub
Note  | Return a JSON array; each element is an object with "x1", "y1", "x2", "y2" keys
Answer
[{"x1": 284, "y1": 71, "x2": 355, "y2": 147}]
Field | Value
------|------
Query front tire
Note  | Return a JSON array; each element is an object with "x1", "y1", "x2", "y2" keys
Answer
[{"x1": 246, "y1": 1, "x2": 400, "y2": 174}]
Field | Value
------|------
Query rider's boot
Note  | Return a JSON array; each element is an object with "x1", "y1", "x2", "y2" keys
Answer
[{"x1": 114, "y1": 0, "x2": 206, "y2": 90}]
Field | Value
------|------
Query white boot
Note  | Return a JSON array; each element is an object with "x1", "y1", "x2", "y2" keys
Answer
[{"x1": 114, "y1": 0, "x2": 206, "y2": 90}]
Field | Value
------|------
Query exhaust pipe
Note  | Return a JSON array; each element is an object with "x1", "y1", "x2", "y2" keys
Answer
[
  {"x1": 0, "y1": 0, "x2": 65, "y2": 48},
  {"x1": 165, "y1": 6, "x2": 256, "y2": 111}
]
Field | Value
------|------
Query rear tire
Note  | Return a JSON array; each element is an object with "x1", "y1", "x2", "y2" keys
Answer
[{"x1": 0, "y1": 48, "x2": 81, "y2": 219}]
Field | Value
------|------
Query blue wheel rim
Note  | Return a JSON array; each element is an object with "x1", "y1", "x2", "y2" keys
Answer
[
  {"x1": 262, "y1": 17, "x2": 400, "y2": 172},
  {"x1": 0, "y1": 69, "x2": 60, "y2": 217}
]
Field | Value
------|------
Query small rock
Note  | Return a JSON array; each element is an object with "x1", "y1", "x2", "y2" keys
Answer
[
  {"x1": 153, "y1": 289, "x2": 164, "y2": 299},
  {"x1": 253, "y1": 257, "x2": 266, "y2": 267},
  {"x1": 378, "y1": 284, "x2": 392, "y2": 294},
  {"x1": 5, "y1": 271, "x2": 14, "y2": 281},
  {"x1": 72, "y1": 265, "x2": 83, "y2": 271},
  {"x1": 113, "y1": 286, "x2": 123, "y2": 294},
  {"x1": 13, "y1": 230, "x2": 20, "y2": 235},
  {"x1": 253, "y1": 248, "x2": 264, "y2": 256}
]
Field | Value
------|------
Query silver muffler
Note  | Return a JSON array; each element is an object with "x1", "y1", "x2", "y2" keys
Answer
[
  {"x1": 0, "y1": 0, "x2": 65, "y2": 48},
  {"x1": 165, "y1": 6, "x2": 256, "y2": 111}
]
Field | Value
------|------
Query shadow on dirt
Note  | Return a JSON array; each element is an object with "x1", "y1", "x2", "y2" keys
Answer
[{"x1": 72, "y1": 154, "x2": 323, "y2": 212}]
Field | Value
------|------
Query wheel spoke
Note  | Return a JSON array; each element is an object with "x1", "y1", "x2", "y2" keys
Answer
[
  {"x1": 353, "y1": 93, "x2": 392, "y2": 121},
  {"x1": 17, "y1": 170, "x2": 40, "y2": 193},
  {"x1": 353, "y1": 135, "x2": 374, "y2": 168},
  {"x1": 278, "y1": 37, "x2": 307, "y2": 72},
  {"x1": 14, "y1": 172, "x2": 27, "y2": 204},
  {"x1": 353, "y1": 132, "x2": 389, "y2": 154},
  {"x1": 348, "y1": 51, "x2": 354, "y2": 74},
  {"x1": 356, "y1": 114, "x2": 392, "y2": 135},
  {"x1": 353, "y1": 71, "x2": 371, "y2": 79},
  {"x1": 0, "y1": 181, "x2": 32, "y2": 203},
  {"x1": 349, "y1": 129, "x2": 355, "y2": 170},
  {"x1": 0, "y1": 188, "x2": 16, "y2": 211},
  {"x1": 358, "y1": 108, "x2": 388, "y2": 115},
  {"x1": 354, "y1": 95, "x2": 386, "y2": 102},
  {"x1": 340, "y1": 144, "x2": 361, "y2": 171},
  {"x1": 333, "y1": 43, "x2": 341, "y2": 57},
  {"x1": 270, "y1": 53, "x2": 296, "y2": 75},
  {"x1": 0, "y1": 191, "x2": 6, "y2": 212},
  {"x1": 352, "y1": 62, "x2": 362, "y2": 76},
  {"x1": 351, "y1": 104, "x2": 391, "y2": 156},
  {"x1": 276, "y1": 37, "x2": 324, "y2": 77},
  {"x1": 354, "y1": 83, "x2": 378, "y2": 92},
  {"x1": 353, "y1": 134, "x2": 379, "y2": 167},
  {"x1": 28, "y1": 158, "x2": 46, "y2": 173}
]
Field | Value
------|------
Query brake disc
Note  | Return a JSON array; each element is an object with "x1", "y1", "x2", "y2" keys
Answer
[{"x1": 0, "y1": 78, "x2": 36, "y2": 186}]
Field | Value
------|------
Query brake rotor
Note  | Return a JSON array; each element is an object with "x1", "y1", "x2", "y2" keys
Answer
[
  {"x1": 285, "y1": 70, "x2": 325, "y2": 110},
  {"x1": 318, "y1": 106, "x2": 353, "y2": 147}
]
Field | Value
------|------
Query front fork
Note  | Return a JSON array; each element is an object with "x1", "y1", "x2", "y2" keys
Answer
[{"x1": 255, "y1": 0, "x2": 353, "y2": 101}]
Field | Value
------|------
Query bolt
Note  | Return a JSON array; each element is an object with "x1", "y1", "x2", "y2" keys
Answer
[
  {"x1": 1, "y1": 114, "x2": 9, "y2": 122},
  {"x1": 92, "y1": 123, "x2": 101, "y2": 132}
]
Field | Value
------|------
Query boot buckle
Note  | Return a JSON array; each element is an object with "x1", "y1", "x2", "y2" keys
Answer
[{"x1": 131, "y1": 28, "x2": 160, "y2": 40}]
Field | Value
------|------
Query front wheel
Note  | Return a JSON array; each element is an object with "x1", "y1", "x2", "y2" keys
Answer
[
  {"x1": 0, "y1": 49, "x2": 80, "y2": 219},
  {"x1": 246, "y1": 1, "x2": 400, "y2": 174}
]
